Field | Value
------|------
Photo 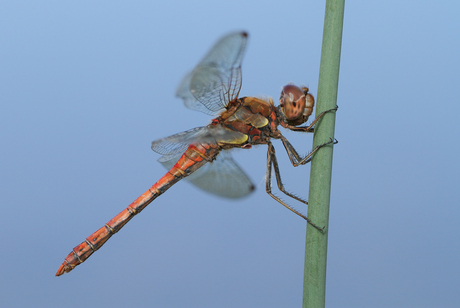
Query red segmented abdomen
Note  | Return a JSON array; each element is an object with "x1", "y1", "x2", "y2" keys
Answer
[{"x1": 56, "y1": 143, "x2": 220, "y2": 276}]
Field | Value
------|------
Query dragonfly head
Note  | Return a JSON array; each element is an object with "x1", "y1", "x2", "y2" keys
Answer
[{"x1": 279, "y1": 84, "x2": 315, "y2": 126}]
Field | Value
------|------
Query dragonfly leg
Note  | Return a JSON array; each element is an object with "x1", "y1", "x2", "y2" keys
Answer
[
  {"x1": 284, "y1": 106, "x2": 338, "y2": 132},
  {"x1": 265, "y1": 142, "x2": 324, "y2": 232},
  {"x1": 281, "y1": 136, "x2": 338, "y2": 167}
]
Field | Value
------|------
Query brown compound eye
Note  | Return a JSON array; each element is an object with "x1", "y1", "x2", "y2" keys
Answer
[{"x1": 280, "y1": 84, "x2": 307, "y2": 122}]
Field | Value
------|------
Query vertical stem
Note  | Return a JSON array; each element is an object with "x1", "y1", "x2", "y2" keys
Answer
[{"x1": 303, "y1": 0, "x2": 344, "y2": 307}]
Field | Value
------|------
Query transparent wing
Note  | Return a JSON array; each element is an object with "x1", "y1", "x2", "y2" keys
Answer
[
  {"x1": 151, "y1": 125, "x2": 248, "y2": 158},
  {"x1": 176, "y1": 31, "x2": 248, "y2": 115},
  {"x1": 151, "y1": 127, "x2": 211, "y2": 156},
  {"x1": 158, "y1": 151, "x2": 254, "y2": 198}
]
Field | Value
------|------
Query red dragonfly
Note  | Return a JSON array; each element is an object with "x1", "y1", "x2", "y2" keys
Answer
[{"x1": 56, "y1": 31, "x2": 336, "y2": 276}]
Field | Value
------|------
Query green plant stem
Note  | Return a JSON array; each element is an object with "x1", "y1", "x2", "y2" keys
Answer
[{"x1": 302, "y1": 0, "x2": 344, "y2": 307}]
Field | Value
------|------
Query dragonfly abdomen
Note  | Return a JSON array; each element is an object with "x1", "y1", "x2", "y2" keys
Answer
[{"x1": 56, "y1": 144, "x2": 220, "y2": 276}]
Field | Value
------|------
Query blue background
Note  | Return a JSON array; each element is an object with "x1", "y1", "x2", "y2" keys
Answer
[{"x1": 1, "y1": 1, "x2": 459, "y2": 307}]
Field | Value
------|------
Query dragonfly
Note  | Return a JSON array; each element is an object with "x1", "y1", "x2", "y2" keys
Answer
[{"x1": 56, "y1": 31, "x2": 336, "y2": 276}]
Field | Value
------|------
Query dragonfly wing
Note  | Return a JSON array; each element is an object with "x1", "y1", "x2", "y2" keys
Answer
[
  {"x1": 151, "y1": 127, "x2": 210, "y2": 156},
  {"x1": 176, "y1": 31, "x2": 248, "y2": 115},
  {"x1": 159, "y1": 151, "x2": 254, "y2": 198},
  {"x1": 151, "y1": 125, "x2": 248, "y2": 156}
]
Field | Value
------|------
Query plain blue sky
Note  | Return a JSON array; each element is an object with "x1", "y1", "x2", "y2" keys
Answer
[{"x1": 1, "y1": 1, "x2": 459, "y2": 307}]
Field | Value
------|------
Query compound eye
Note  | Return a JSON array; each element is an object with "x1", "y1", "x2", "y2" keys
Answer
[{"x1": 280, "y1": 85, "x2": 306, "y2": 121}]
